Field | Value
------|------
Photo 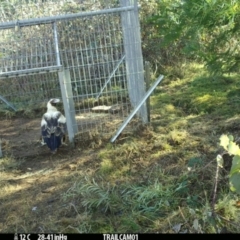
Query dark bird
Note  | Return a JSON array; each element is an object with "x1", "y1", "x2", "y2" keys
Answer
[{"x1": 41, "y1": 98, "x2": 67, "y2": 153}]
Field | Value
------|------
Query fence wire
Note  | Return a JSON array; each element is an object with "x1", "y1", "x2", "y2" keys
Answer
[
  {"x1": 0, "y1": 0, "x2": 120, "y2": 23},
  {"x1": 0, "y1": 0, "x2": 146, "y2": 140},
  {"x1": 0, "y1": 25, "x2": 57, "y2": 72},
  {"x1": 57, "y1": 13, "x2": 130, "y2": 136}
]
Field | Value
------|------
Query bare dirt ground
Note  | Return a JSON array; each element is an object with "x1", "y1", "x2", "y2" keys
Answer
[
  {"x1": 0, "y1": 118, "x2": 49, "y2": 158},
  {"x1": 0, "y1": 117, "x2": 101, "y2": 232}
]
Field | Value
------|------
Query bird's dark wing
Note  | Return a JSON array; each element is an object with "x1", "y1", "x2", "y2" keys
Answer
[
  {"x1": 56, "y1": 113, "x2": 67, "y2": 136},
  {"x1": 41, "y1": 112, "x2": 67, "y2": 136},
  {"x1": 41, "y1": 111, "x2": 66, "y2": 152}
]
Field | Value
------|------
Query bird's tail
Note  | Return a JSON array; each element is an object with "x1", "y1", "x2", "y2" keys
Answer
[{"x1": 44, "y1": 134, "x2": 62, "y2": 152}]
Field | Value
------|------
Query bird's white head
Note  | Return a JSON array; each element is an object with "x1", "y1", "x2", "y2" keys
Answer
[{"x1": 47, "y1": 98, "x2": 61, "y2": 111}]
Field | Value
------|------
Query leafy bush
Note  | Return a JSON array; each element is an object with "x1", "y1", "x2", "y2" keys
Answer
[
  {"x1": 148, "y1": 0, "x2": 240, "y2": 75},
  {"x1": 219, "y1": 134, "x2": 240, "y2": 194}
]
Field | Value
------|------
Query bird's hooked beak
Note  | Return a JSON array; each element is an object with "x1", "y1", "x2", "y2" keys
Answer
[{"x1": 49, "y1": 98, "x2": 61, "y2": 107}]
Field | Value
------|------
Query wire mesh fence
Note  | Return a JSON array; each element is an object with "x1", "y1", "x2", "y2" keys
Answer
[
  {"x1": 0, "y1": 0, "x2": 121, "y2": 23},
  {"x1": 0, "y1": 0, "x2": 147, "y2": 141},
  {"x1": 57, "y1": 12, "x2": 131, "y2": 138},
  {"x1": 0, "y1": 24, "x2": 57, "y2": 72}
]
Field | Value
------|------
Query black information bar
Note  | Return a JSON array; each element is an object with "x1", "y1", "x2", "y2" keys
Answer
[{"x1": 0, "y1": 234, "x2": 142, "y2": 240}]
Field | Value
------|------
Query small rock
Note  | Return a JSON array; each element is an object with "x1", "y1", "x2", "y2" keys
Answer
[
  {"x1": 109, "y1": 105, "x2": 122, "y2": 114},
  {"x1": 91, "y1": 105, "x2": 111, "y2": 113},
  {"x1": 32, "y1": 206, "x2": 37, "y2": 211}
]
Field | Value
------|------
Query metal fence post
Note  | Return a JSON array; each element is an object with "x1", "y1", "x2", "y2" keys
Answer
[
  {"x1": 145, "y1": 61, "x2": 151, "y2": 122},
  {"x1": 120, "y1": 0, "x2": 148, "y2": 123},
  {"x1": 58, "y1": 69, "x2": 78, "y2": 145}
]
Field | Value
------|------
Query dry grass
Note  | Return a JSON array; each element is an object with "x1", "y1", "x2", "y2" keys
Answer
[{"x1": 1, "y1": 63, "x2": 240, "y2": 233}]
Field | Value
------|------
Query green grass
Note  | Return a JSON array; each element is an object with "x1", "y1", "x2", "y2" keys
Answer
[
  {"x1": 58, "y1": 62, "x2": 240, "y2": 233},
  {"x1": 1, "y1": 62, "x2": 240, "y2": 233}
]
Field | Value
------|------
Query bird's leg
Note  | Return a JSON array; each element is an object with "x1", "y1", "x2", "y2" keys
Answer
[
  {"x1": 40, "y1": 136, "x2": 46, "y2": 146},
  {"x1": 61, "y1": 135, "x2": 68, "y2": 146}
]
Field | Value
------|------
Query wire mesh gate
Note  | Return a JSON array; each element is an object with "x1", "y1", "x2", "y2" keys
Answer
[{"x1": 0, "y1": 0, "x2": 148, "y2": 142}]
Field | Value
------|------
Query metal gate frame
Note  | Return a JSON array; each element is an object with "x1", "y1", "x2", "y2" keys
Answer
[{"x1": 0, "y1": 0, "x2": 151, "y2": 143}]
